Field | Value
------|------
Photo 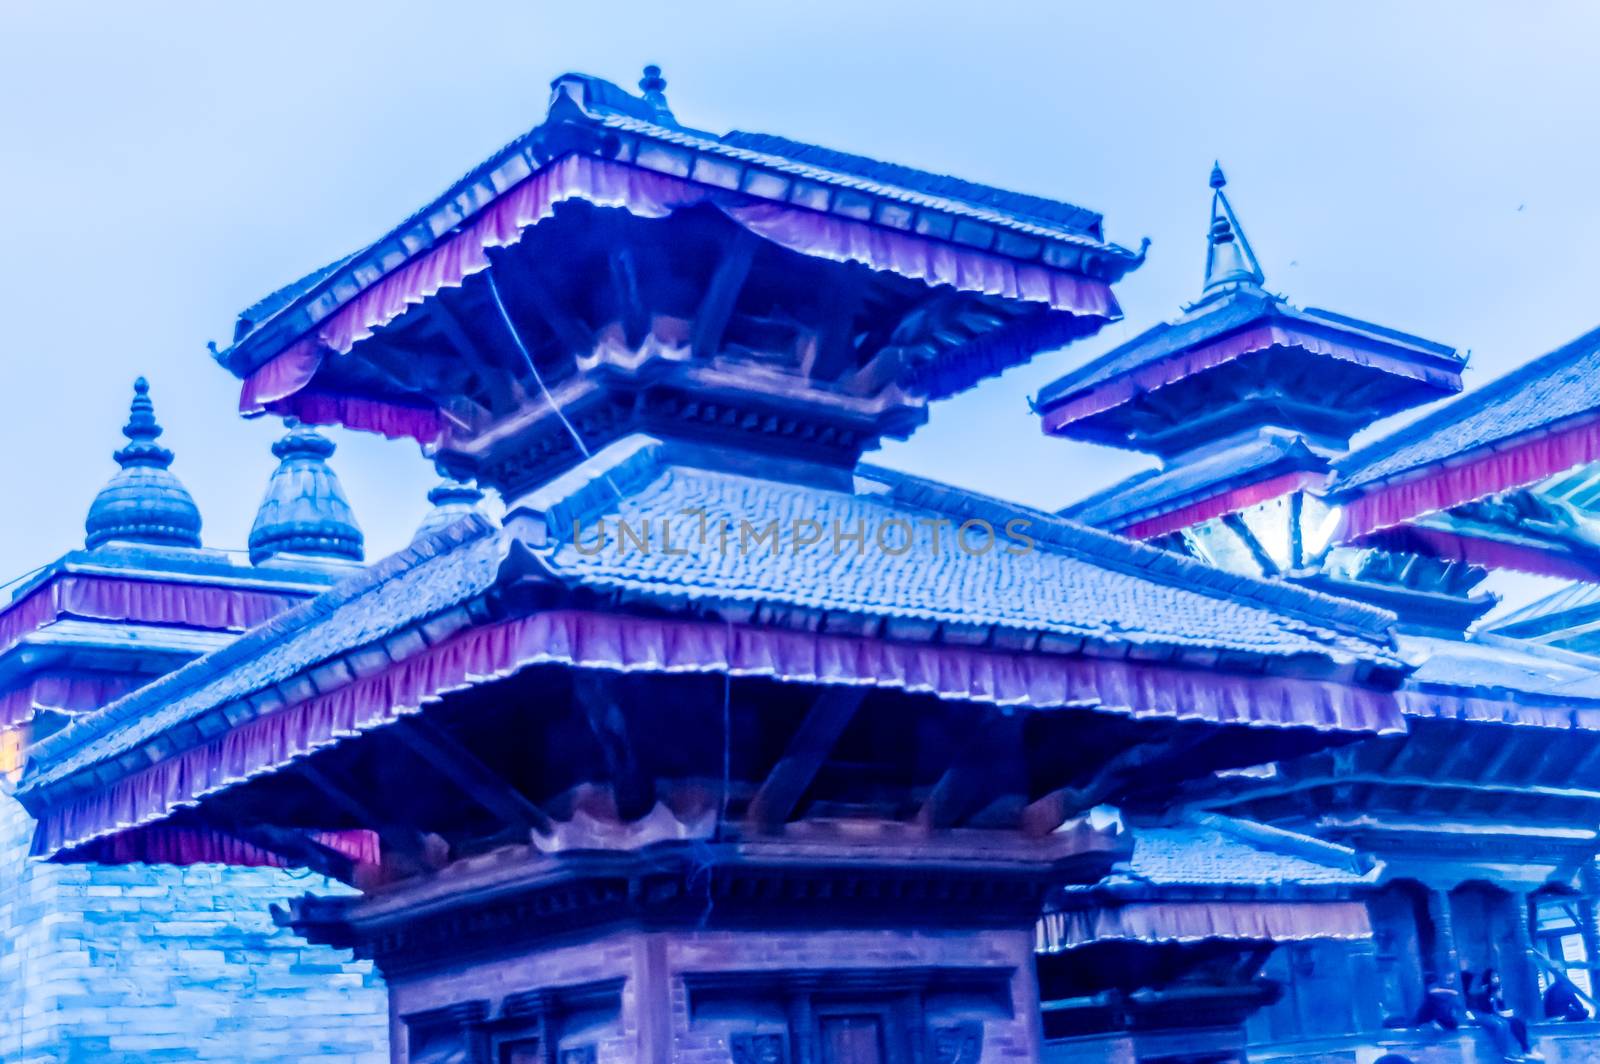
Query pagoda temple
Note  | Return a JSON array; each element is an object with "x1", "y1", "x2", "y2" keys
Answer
[
  {"x1": 9, "y1": 71, "x2": 1427, "y2": 1064},
  {"x1": 16, "y1": 63, "x2": 1600, "y2": 1064},
  {"x1": 1033, "y1": 168, "x2": 1600, "y2": 1060}
]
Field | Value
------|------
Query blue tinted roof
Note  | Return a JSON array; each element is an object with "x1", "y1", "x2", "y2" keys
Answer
[
  {"x1": 1036, "y1": 289, "x2": 1461, "y2": 414},
  {"x1": 24, "y1": 437, "x2": 1406, "y2": 795},
  {"x1": 1337, "y1": 323, "x2": 1600, "y2": 493}
]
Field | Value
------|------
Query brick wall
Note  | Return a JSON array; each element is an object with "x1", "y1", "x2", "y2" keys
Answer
[{"x1": 0, "y1": 792, "x2": 390, "y2": 1063}]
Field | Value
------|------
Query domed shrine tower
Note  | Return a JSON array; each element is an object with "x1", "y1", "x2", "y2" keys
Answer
[{"x1": 0, "y1": 380, "x2": 389, "y2": 1062}]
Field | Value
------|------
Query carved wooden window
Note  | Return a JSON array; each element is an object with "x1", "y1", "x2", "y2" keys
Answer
[
  {"x1": 402, "y1": 1001, "x2": 489, "y2": 1064},
  {"x1": 1532, "y1": 891, "x2": 1593, "y2": 998},
  {"x1": 693, "y1": 967, "x2": 1006, "y2": 1064}
]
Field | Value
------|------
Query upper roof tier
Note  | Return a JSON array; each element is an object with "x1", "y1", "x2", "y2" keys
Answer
[
  {"x1": 216, "y1": 68, "x2": 1147, "y2": 496},
  {"x1": 1034, "y1": 168, "x2": 1462, "y2": 458}
]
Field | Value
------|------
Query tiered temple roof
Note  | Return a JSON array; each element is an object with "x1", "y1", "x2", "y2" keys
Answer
[
  {"x1": 20, "y1": 68, "x2": 1532, "y2": 1064},
  {"x1": 212, "y1": 70, "x2": 1146, "y2": 501},
  {"x1": 1042, "y1": 167, "x2": 1461, "y2": 542},
  {"x1": 21, "y1": 435, "x2": 1409, "y2": 862}
]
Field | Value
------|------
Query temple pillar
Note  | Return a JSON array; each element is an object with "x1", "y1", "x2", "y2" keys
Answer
[
  {"x1": 1427, "y1": 889, "x2": 1464, "y2": 988},
  {"x1": 1508, "y1": 889, "x2": 1541, "y2": 1015},
  {"x1": 1579, "y1": 867, "x2": 1600, "y2": 988}
]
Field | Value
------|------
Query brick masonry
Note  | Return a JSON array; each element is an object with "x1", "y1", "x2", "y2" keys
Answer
[{"x1": 0, "y1": 792, "x2": 390, "y2": 1063}]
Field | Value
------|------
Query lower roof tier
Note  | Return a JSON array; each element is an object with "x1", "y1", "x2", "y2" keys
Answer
[{"x1": 17, "y1": 436, "x2": 1408, "y2": 868}]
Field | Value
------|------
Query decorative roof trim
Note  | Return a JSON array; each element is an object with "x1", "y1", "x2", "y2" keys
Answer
[
  {"x1": 23, "y1": 605, "x2": 1406, "y2": 857},
  {"x1": 1336, "y1": 408, "x2": 1600, "y2": 540},
  {"x1": 1120, "y1": 470, "x2": 1328, "y2": 541},
  {"x1": 1334, "y1": 322, "x2": 1600, "y2": 495}
]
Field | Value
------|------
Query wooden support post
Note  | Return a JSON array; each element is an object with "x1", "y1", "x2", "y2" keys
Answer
[
  {"x1": 391, "y1": 715, "x2": 552, "y2": 836},
  {"x1": 745, "y1": 687, "x2": 867, "y2": 831},
  {"x1": 1509, "y1": 888, "x2": 1542, "y2": 1015}
]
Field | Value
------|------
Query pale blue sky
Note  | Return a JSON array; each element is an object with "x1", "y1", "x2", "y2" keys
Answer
[{"x1": 3, "y1": 2, "x2": 1598, "y2": 609}]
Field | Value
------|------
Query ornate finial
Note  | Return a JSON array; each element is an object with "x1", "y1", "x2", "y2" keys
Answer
[
  {"x1": 85, "y1": 378, "x2": 202, "y2": 549},
  {"x1": 114, "y1": 375, "x2": 172, "y2": 469},
  {"x1": 638, "y1": 64, "x2": 675, "y2": 122},
  {"x1": 1200, "y1": 162, "x2": 1266, "y2": 300},
  {"x1": 248, "y1": 422, "x2": 363, "y2": 565},
  {"x1": 416, "y1": 476, "x2": 492, "y2": 539}
]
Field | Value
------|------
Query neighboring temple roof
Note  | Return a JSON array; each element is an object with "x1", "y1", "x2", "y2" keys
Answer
[
  {"x1": 1037, "y1": 812, "x2": 1378, "y2": 951},
  {"x1": 1398, "y1": 630, "x2": 1600, "y2": 713},
  {"x1": 1063, "y1": 431, "x2": 1329, "y2": 536},
  {"x1": 1489, "y1": 581, "x2": 1600, "y2": 650},
  {"x1": 1115, "y1": 813, "x2": 1377, "y2": 891},
  {"x1": 1333, "y1": 323, "x2": 1600, "y2": 538},
  {"x1": 1338, "y1": 324, "x2": 1600, "y2": 491},
  {"x1": 221, "y1": 68, "x2": 1143, "y2": 379},
  {"x1": 1037, "y1": 292, "x2": 1460, "y2": 417},
  {"x1": 21, "y1": 435, "x2": 1410, "y2": 824},
  {"x1": 1032, "y1": 168, "x2": 1460, "y2": 449}
]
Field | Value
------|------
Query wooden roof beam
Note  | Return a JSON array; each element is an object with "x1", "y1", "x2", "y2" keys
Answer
[
  {"x1": 1022, "y1": 732, "x2": 1206, "y2": 835},
  {"x1": 691, "y1": 228, "x2": 758, "y2": 362},
  {"x1": 430, "y1": 298, "x2": 527, "y2": 414},
  {"x1": 296, "y1": 762, "x2": 443, "y2": 876},
  {"x1": 746, "y1": 687, "x2": 867, "y2": 832},
  {"x1": 490, "y1": 248, "x2": 595, "y2": 364},
  {"x1": 390, "y1": 715, "x2": 553, "y2": 837},
  {"x1": 199, "y1": 810, "x2": 360, "y2": 884},
  {"x1": 1199, "y1": 771, "x2": 1600, "y2": 810},
  {"x1": 919, "y1": 710, "x2": 1024, "y2": 830}
]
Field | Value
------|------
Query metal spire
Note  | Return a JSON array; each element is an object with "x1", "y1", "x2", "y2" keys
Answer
[
  {"x1": 85, "y1": 378, "x2": 203, "y2": 549},
  {"x1": 1201, "y1": 163, "x2": 1267, "y2": 299}
]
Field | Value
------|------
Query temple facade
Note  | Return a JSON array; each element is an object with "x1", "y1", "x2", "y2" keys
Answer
[{"x1": 9, "y1": 65, "x2": 1600, "y2": 1064}]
